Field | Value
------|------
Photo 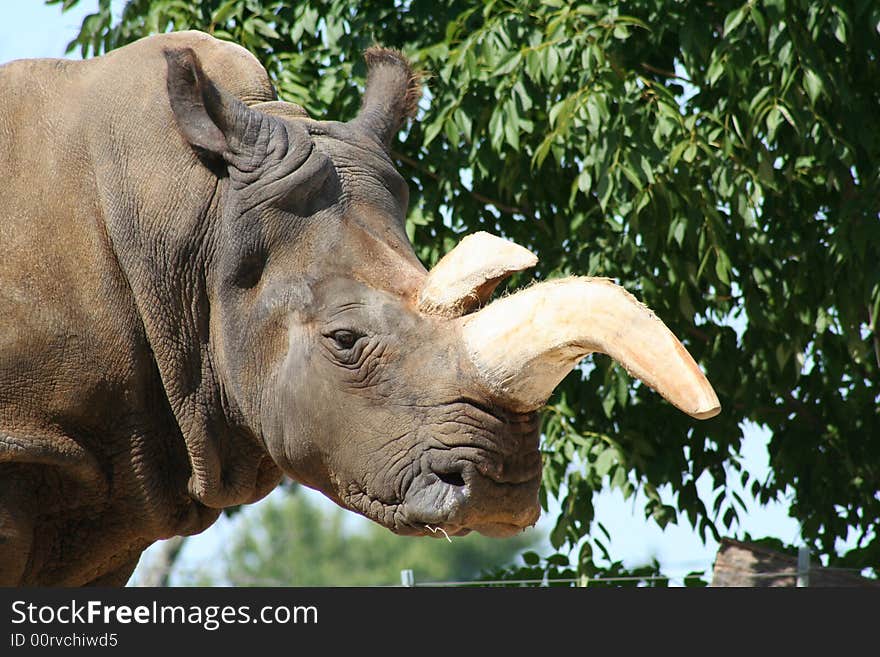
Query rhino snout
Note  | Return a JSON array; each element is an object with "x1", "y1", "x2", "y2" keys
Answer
[{"x1": 393, "y1": 409, "x2": 542, "y2": 538}]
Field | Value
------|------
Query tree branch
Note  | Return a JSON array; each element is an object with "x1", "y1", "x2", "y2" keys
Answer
[
  {"x1": 641, "y1": 62, "x2": 692, "y2": 83},
  {"x1": 873, "y1": 331, "x2": 880, "y2": 370},
  {"x1": 685, "y1": 325, "x2": 711, "y2": 343},
  {"x1": 730, "y1": 400, "x2": 822, "y2": 432},
  {"x1": 868, "y1": 303, "x2": 880, "y2": 369}
]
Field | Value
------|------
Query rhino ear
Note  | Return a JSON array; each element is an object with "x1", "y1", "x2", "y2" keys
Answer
[
  {"x1": 163, "y1": 47, "x2": 256, "y2": 160},
  {"x1": 352, "y1": 47, "x2": 422, "y2": 149}
]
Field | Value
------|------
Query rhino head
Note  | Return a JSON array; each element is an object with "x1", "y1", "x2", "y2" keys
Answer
[{"x1": 163, "y1": 46, "x2": 719, "y2": 539}]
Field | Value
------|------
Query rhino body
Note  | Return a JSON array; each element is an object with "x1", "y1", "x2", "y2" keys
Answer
[
  {"x1": 0, "y1": 31, "x2": 719, "y2": 586},
  {"x1": 0, "y1": 33, "x2": 288, "y2": 585}
]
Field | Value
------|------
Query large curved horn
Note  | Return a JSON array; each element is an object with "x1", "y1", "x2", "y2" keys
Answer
[
  {"x1": 459, "y1": 277, "x2": 721, "y2": 419},
  {"x1": 419, "y1": 232, "x2": 537, "y2": 317}
]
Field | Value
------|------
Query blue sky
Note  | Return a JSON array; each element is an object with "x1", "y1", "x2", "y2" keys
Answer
[
  {"x1": 0, "y1": 1, "x2": 98, "y2": 62},
  {"x1": 2, "y1": 1, "x2": 806, "y2": 586}
]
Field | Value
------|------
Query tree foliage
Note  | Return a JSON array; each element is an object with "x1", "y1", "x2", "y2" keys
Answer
[{"x1": 48, "y1": 0, "x2": 880, "y2": 577}]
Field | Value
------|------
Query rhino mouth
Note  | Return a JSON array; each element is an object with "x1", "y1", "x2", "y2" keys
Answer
[
  {"x1": 340, "y1": 403, "x2": 542, "y2": 537},
  {"x1": 399, "y1": 459, "x2": 542, "y2": 538},
  {"x1": 340, "y1": 452, "x2": 541, "y2": 538}
]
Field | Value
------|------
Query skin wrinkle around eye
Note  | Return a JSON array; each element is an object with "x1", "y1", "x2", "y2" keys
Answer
[
  {"x1": 319, "y1": 333, "x2": 372, "y2": 370},
  {"x1": 328, "y1": 301, "x2": 366, "y2": 318},
  {"x1": 353, "y1": 341, "x2": 388, "y2": 385}
]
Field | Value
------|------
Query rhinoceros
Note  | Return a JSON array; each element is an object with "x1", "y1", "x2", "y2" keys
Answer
[{"x1": 0, "y1": 31, "x2": 719, "y2": 586}]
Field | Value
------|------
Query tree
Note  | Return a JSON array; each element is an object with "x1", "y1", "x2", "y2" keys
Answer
[
  {"x1": 49, "y1": 0, "x2": 880, "y2": 579},
  {"x1": 175, "y1": 486, "x2": 537, "y2": 586}
]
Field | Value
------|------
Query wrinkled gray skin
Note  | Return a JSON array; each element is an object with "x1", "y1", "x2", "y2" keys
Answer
[{"x1": 0, "y1": 31, "x2": 540, "y2": 586}]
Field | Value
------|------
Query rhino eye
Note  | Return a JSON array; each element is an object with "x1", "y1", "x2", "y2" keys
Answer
[
  {"x1": 330, "y1": 329, "x2": 361, "y2": 350},
  {"x1": 233, "y1": 250, "x2": 267, "y2": 289}
]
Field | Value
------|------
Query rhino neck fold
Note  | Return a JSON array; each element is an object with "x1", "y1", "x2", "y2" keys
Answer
[
  {"x1": 86, "y1": 39, "x2": 282, "y2": 524},
  {"x1": 101, "y1": 176, "x2": 281, "y2": 517}
]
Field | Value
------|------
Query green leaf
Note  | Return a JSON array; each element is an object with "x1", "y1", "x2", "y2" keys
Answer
[
  {"x1": 454, "y1": 108, "x2": 473, "y2": 142},
  {"x1": 706, "y1": 54, "x2": 724, "y2": 86},
  {"x1": 488, "y1": 107, "x2": 505, "y2": 151},
  {"x1": 549, "y1": 96, "x2": 574, "y2": 128},
  {"x1": 503, "y1": 100, "x2": 520, "y2": 150},
  {"x1": 749, "y1": 5, "x2": 767, "y2": 36},
  {"x1": 669, "y1": 140, "x2": 689, "y2": 168},
  {"x1": 621, "y1": 162, "x2": 642, "y2": 189},
  {"x1": 513, "y1": 80, "x2": 533, "y2": 112},
  {"x1": 423, "y1": 117, "x2": 445, "y2": 147},
  {"x1": 635, "y1": 189, "x2": 651, "y2": 214},
  {"x1": 803, "y1": 69, "x2": 824, "y2": 104},
  {"x1": 833, "y1": 9, "x2": 848, "y2": 44},
  {"x1": 443, "y1": 117, "x2": 460, "y2": 147},
  {"x1": 601, "y1": 385, "x2": 615, "y2": 417},
  {"x1": 251, "y1": 19, "x2": 280, "y2": 40},
  {"x1": 521, "y1": 551, "x2": 540, "y2": 566},
  {"x1": 639, "y1": 156, "x2": 655, "y2": 184},
  {"x1": 765, "y1": 106, "x2": 782, "y2": 139},
  {"x1": 652, "y1": 504, "x2": 675, "y2": 529},
  {"x1": 594, "y1": 448, "x2": 616, "y2": 478},
  {"x1": 212, "y1": 0, "x2": 241, "y2": 25},
  {"x1": 748, "y1": 86, "x2": 773, "y2": 114},
  {"x1": 723, "y1": 5, "x2": 748, "y2": 37},
  {"x1": 670, "y1": 218, "x2": 687, "y2": 247},
  {"x1": 544, "y1": 46, "x2": 560, "y2": 79},
  {"x1": 595, "y1": 174, "x2": 613, "y2": 211},
  {"x1": 533, "y1": 133, "x2": 554, "y2": 167},
  {"x1": 492, "y1": 52, "x2": 521, "y2": 77},
  {"x1": 715, "y1": 248, "x2": 731, "y2": 285},
  {"x1": 776, "y1": 103, "x2": 796, "y2": 130},
  {"x1": 577, "y1": 169, "x2": 592, "y2": 193}
]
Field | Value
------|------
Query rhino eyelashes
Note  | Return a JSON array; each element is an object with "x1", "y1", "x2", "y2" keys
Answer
[{"x1": 328, "y1": 329, "x2": 362, "y2": 350}]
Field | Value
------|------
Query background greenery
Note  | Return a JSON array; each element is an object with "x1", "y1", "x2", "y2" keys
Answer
[
  {"x1": 173, "y1": 485, "x2": 535, "y2": 586},
  {"x1": 48, "y1": 0, "x2": 879, "y2": 584}
]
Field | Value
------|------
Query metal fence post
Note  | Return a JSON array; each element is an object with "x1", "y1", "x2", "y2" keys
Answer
[{"x1": 796, "y1": 546, "x2": 810, "y2": 587}]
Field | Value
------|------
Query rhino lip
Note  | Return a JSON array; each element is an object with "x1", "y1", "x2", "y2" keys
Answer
[
  {"x1": 398, "y1": 458, "x2": 541, "y2": 538},
  {"x1": 387, "y1": 401, "x2": 542, "y2": 536}
]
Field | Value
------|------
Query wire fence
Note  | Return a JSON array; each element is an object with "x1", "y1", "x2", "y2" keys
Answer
[
  {"x1": 129, "y1": 532, "x2": 876, "y2": 588},
  {"x1": 136, "y1": 562, "x2": 875, "y2": 588},
  {"x1": 402, "y1": 574, "x2": 683, "y2": 587}
]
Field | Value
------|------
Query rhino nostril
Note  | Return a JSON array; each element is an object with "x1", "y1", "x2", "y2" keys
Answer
[{"x1": 436, "y1": 471, "x2": 465, "y2": 487}]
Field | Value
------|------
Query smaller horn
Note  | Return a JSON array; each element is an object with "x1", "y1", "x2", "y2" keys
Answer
[
  {"x1": 351, "y1": 46, "x2": 422, "y2": 148},
  {"x1": 418, "y1": 232, "x2": 538, "y2": 317}
]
